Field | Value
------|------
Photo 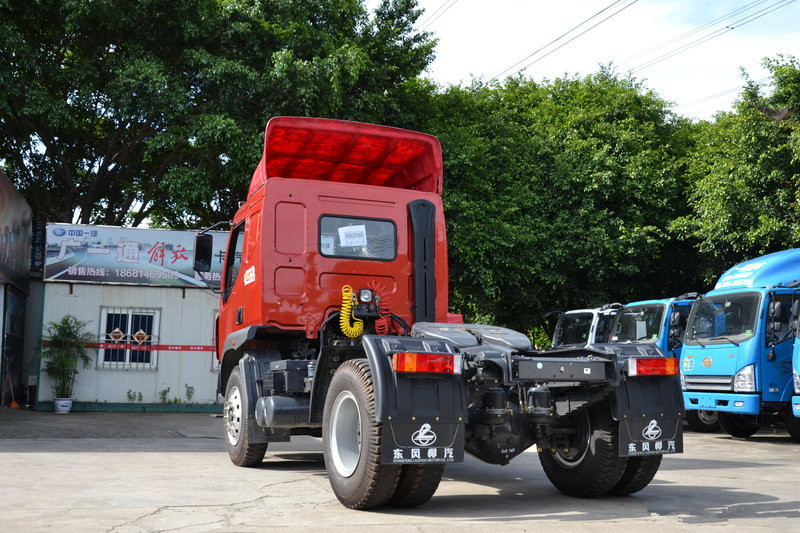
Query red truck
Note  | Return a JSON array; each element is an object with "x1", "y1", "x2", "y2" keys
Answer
[{"x1": 194, "y1": 117, "x2": 684, "y2": 510}]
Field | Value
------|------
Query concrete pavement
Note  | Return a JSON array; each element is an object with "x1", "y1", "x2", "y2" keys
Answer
[{"x1": 0, "y1": 410, "x2": 798, "y2": 532}]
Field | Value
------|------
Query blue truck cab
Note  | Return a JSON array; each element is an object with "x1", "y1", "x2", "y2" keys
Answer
[
  {"x1": 793, "y1": 340, "x2": 800, "y2": 418},
  {"x1": 609, "y1": 295, "x2": 719, "y2": 431},
  {"x1": 681, "y1": 249, "x2": 800, "y2": 441}
]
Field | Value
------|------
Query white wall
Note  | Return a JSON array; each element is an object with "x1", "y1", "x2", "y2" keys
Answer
[{"x1": 38, "y1": 282, "x2": 219, "y2": 404}]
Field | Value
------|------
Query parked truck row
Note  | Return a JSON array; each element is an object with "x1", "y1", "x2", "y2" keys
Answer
[
  {"x1": 556, "y1": 249, "x2": 800, "y2": 442},
  {"x1": 195, "y1": 117, "x2": 685, "y2": 510}
]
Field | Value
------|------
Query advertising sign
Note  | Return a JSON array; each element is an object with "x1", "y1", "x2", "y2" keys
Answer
[
  {"x1": 45, "y1": 223, "x2": 228, "y2": 288},
  {"x1": 0, "y1": 170, "x2": 33, "y2": 291}
]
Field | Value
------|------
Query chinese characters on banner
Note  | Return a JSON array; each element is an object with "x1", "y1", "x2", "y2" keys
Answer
[{"x1": 44, "y1": 224, "x2": 229, "y2": 288}]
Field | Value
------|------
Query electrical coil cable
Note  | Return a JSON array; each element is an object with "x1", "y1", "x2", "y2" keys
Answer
[
  {"x1": 369, "y1": 281, "x2": 393, "y2": 335},
  {"x1": 339, "y1": 285, "x2": 364, "y2": 338}
]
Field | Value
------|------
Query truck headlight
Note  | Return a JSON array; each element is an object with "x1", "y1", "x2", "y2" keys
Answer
[
  {"x1": 794, "y1": 369, "x2": 800, "y2": 395},
  {"x1": 733, "y1": 364, "x2": 756, "y2": 392},
  {"x1": 680, "y1": 372, "x2": 686, "y2": 390},
  {"x1": 358, "y1": 288, "x2": 373, "y2": 303}
]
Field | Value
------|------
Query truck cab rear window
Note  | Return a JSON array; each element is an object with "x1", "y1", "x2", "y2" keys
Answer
[{"x1": 319, "y1": 216, "x2": 396, "y2": 261}]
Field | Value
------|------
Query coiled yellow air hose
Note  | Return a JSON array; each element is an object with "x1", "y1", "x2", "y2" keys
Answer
[{"x1": 340, "y1": 285, "x2": 364, "y2": 338}]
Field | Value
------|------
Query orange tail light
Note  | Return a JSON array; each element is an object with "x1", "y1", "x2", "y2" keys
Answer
[
  {"x1": 627, "y1": 357, "x2": 679, "y2": 376},
  {"x1": 391, "y1": 352, "x2": 462, "y2": 375}
]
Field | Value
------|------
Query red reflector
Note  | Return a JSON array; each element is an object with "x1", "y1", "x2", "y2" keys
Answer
[
  {"x1": 392, "y1": 352, "x2": 461, "y2": 375},
  {"x1": 628, "y1": 357, "x2": 679, "y2": 376}
]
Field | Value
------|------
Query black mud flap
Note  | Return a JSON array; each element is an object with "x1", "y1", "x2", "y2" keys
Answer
[
  {"x1": 618, "y1": 415, "x2": 683, "y2": 457},
  {"x1": 611, "y1": 375, "x2": 684, "y2": 457},
  {"x1": 381, "y1": 421, "x2": 465, "y2": 464}
]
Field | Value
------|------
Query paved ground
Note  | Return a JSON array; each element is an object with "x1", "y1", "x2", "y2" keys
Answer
[{"x1": 0, "y1": 410, "x2": 798, "y2": 532}]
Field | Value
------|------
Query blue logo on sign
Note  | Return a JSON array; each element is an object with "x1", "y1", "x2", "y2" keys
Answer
[{"x1": 53, "y1": 228, "x2": 66, "y2": 236}]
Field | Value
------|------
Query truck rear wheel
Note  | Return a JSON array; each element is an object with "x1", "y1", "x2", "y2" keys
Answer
[
  {"x1": 609, "y1": 455, "x2": 662, "y2": 496},
  {"x1": 538, "y1": 401, "x2": 627, "y2": 497},
  {"x1": 685, "y1": 410, "x2": 720, "y2": 433},
  {"x1": 224, "y1": 366, "x2": 268, "y2": 466},
  {"x1": 323, "y1": 359, "x2": 401, "y2": 510},
  {"x1": 718, "y1": 413, "x2": 760, "y2": 438},
  {"x1": 388, "y1": 464, "x2": 445, "y2": 507}
]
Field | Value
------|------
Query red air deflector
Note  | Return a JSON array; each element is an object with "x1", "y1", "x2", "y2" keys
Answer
[
  {"x1": 627, "y1": 357, "x2": 679, "y2": 376},
  {"x1": 392, "y1": 352, "x2": 462, "y2": 375},
  {"x1": 248, "y1": 117, "x2": 444, "y2": 197}
]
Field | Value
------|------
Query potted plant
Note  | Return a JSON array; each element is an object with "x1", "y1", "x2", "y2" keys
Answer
[{"x1": 39, "y1": 315, "x2": 95, "y2": 413}]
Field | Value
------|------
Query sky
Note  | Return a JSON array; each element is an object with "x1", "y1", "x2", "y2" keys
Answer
[{"x1": 369, "y1": 0, "x2": 800, "y2": 120}]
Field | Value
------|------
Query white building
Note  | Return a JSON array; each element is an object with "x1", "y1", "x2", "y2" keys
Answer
[{"x1": 36, "y1": 223, "x2": 228, "y2": 411}]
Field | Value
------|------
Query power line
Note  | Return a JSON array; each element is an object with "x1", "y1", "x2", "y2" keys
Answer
[
  {"x1": 510, "y1": 0, "x2": 640, "y2": 78},
  {"x1": 620, "y1": 0, "x2": 770, "y2": 67},
  {"x1": 492, "y1": 0, "x2": 629, "y2": 80},
  {"x1": 679, "y1": 75, "x2": 771, "y2": 108},
  {"x1": 630, "y1": 0, "x2": 797, "y2": 74},
  {"x1": 419, "y1": 0, "x2": 461, "y2": 31}
]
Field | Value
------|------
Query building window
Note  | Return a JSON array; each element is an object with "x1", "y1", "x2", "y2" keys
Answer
[{"x1": 99, "y1": 307, "x2": 160, "y2": 369}]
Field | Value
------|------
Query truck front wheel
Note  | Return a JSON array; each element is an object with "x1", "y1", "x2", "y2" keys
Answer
[
  {"x1": 718, "y1": 413, "x2": 760, "y2": 438},
  {"x1": 685, "y1": 410, "x2": 720, "y2": 433},
  {"x1": 323, "y1": 359, "x2": 401, "y2": 509},
  {"x1": 782, "y1": 410, "x2": 800, "y2": 443},
  {"x1": 538, "y1": 402, "x2": 627, "y2": 497},
  {"x1": 224, "y1": 366, "x2": 268, "y2": 466}
]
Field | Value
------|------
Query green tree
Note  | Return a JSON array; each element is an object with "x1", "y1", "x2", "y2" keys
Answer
[
  {"x1": 674, "y1": 56, "x2": 800, "y2": 281},
  {"x1": 415, "y1": 71, "x2": 698, "y2": 330},
  {"x1": 0, "y1": 0, "x2": 434, "y2": 227}
]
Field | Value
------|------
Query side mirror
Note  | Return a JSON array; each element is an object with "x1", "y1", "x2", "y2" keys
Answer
[
  {"x1": 791, "y1": 300, "x2": 800, "y2": 332},
  {"x1": 768, "y1": 299, "x2": 782, "y2": 321},
  {"x1": 194, "y1": 233, "x2": 213, "y2": 272}
]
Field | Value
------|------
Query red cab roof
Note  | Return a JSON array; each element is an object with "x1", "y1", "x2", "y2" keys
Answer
[{"x1": 248, "y1": 117, "x2": 443, "y2": 197}]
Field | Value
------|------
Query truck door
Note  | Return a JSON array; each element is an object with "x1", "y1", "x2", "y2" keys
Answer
[
  {"x1": 220, "y1": 221, "x2": 246, "y2": 336},
  {"x1": 764, "y1": 291, "x2": 794, "y2": 401}
]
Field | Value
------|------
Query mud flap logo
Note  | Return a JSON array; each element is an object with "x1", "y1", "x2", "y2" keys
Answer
[
  {"x1": 642, "y1": 420, "x2": 662, "y2": 440},
  {"x1": 411, "y1": 423, "x2": 437, "y2": 447}
]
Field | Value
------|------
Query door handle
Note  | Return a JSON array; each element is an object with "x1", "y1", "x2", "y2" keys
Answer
[{"x1": 236, "y1": 307, "x2": 243, "y2": 325}]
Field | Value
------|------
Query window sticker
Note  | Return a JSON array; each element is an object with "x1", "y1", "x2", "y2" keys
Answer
[
  {"x1": 243, "y1": 265, "x2": 256, "y2": 285},
  {"x1": 338, "y1": 225, "x2": 367, "y2": 247},
  {"x1": 321, "y1": 235, "x2": 335, "y2": 255}
]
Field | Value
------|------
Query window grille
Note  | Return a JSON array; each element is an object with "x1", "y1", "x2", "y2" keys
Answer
[{"x1": 98, "y1": 307, "x2": 160, "y2": 369}]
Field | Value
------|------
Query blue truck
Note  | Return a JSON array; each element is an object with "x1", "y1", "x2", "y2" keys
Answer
[
  {"x1": 608, "y1": 295, "x2": 719, "y2": 432},
  {"x1": 791, "y1": 303, "x2": 800, "y2": 427},
  {"x1": 681, "y1": 249, "x2": 800, "y2": 441}
]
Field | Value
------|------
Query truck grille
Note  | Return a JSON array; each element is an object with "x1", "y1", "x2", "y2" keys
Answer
[{"x1": 683, "y1": 375, "x2": 733, "y2": 392}]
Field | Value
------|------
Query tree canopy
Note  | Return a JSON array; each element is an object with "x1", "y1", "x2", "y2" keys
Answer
[{"x1": 0, "y1": 0, "x2": 434, "y2": 227}]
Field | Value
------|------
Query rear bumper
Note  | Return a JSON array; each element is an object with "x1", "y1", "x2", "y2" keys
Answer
[
  {"x1": 792, "y1": 396, "x2": 800, "y2": 418},
  {"x1": 682, "y1": 391, "x2": 761, "y2": 415}
]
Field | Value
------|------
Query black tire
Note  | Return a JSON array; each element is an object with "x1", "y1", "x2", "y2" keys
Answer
[
  {"x1": 388, "y1": 464, "x2": 445, "y2": 508},
  {"x1": 609, "y1": 455, "x2": 663, "y2": 496},
  {"x1": 224, "y1": 366, "x2": 268, "y2": 466},
  {"x1": 685, "y1": 410, "x2": 720, "y2": 433},
  {"x1": 538, "y1": 401, "x2": 627, "y2": 498},
  {"x1": 322, "y1": 359, "x2": 401, "y2": 510},
  {"x1": 718, "y1": 412, "x2": 760, "y2": 438},
  {"x1": 783, "y1": 410, "x2": 800, "y2": 443}
]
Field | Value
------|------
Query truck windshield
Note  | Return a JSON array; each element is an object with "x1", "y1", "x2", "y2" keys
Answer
[
  {"x1": 611, "y1": 304, "x2": 665, "y2": 344},
  {"x1": 684, "y1": 292, "x2": 760, "y2": 345},
  {"x1": 552, "y1": 312, "x2": 593, "y2": 348}
]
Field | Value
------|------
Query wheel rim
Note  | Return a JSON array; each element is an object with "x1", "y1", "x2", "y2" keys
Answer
[
  {"x1": 697, "y1": 410, "x2": 718, "y2": 425},
  {"x1": 330, "y1": 390, "x2": 362, "y2": 478},
  {"x1": 224, "y1": 385, "x2": 243, "y2": 446},
  {"x1": 551, "y1": 408, "x2": 591, "y2": 468}
]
